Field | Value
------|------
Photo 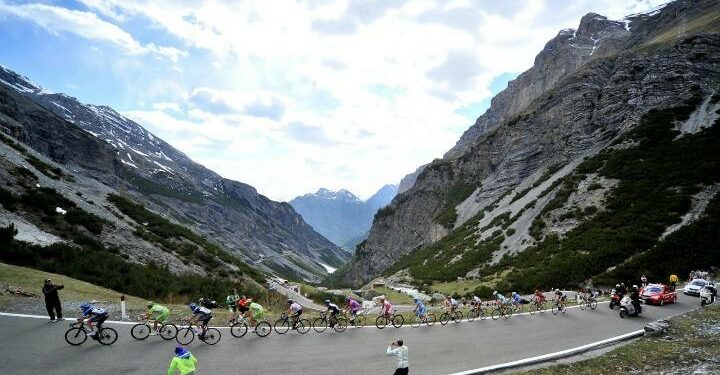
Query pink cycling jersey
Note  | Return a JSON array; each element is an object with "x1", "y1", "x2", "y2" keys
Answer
[
  {"x1": 382, "y1": 300, "x2": 393, "y2": 314},
  {"x1": 347, "y1": 299, "x2": 360, "y2": 311}
]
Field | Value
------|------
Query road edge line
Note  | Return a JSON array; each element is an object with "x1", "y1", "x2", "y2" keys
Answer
[{"x1": 445, "y1": 329, "x2": 645, "y2": 375}]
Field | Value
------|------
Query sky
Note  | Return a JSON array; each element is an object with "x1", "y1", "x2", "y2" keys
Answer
[{"x1": 0, "y1": 0, "x2": 667, "y2": 201}]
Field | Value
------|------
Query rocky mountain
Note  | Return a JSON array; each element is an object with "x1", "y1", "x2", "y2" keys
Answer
[
  {"x1": 337, "y1": 0, "x2": 720, "y2": 287},
  {"x1": 0, "y1": 66, "x2": 349, "y2": 282},
  {"x1": 290, "y1": 185, "x2": 397, "y2": 250}
]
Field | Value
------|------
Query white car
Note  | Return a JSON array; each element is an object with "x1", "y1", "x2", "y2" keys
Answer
[{"x1": 684, "y1": 279, "x2": 712, "y2": 296}]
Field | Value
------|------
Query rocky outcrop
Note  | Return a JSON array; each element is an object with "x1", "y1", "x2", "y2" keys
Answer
[{"x1": 342, "y1": 0, "x2": 720, "y2": 286}]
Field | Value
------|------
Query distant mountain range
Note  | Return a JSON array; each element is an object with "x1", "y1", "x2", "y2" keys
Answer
[
  {"x1": 290, "y1": 185, "x2": 397, "y2": 250},
  {"x1": 0, "y1": 65, "x2": 349, "y2": 282}
]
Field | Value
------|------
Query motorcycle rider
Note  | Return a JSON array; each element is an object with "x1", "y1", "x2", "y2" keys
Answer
[
  {"x1": 617, "y1": 283, "x2": 627, "y2": 297},
  {"x1": 629, "y1": 285, "x2": 642, "y2": 314}
]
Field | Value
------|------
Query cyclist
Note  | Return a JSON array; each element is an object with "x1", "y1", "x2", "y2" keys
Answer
[
  {"x1": 236, "y1": 295, "x2": 250, "y2": 319},
  {"x1": 247, "y1": 301, "x2": 265, "y2": 327},
  {"x1": 511, "y1": 292, "x2": 529, "y2": 305},
  {"x1": 187, "y1": 302, "x2": 212, "y2": 340},
  {"x1": 142, "y1": 301, "x2": 170, "y2": 335},
  {"x1": 443, "y1": 296, "x2": 459, "y2": 315},
  {"x1": 413, "y1": 298, "x2": 427, "y2": 320},
  {"x1": 533, "y1": 289, "x2": 545, "y2": 304},
  {"x1": 379, "y1": 297, "x2": 394, "y2": 320},
  {"x1": 225, "y1": 289, "x2": 240, "y2": 323},
  {"x1": 324, "y1": 300, "x2": 340, "y2": 327},
  {"x1": 77, "y1": 302, "x2": 108, "y2": 338},
  {"x1": 343, "y1": 297, "x2": 361, "y2": 324},
  {"x1": 493, "y1": 291, "x2": 509, "y2": 306},
  {"x1": 554, "y1": 289, "x2": 566, "y2": 309},
  {"x1": 287, "y1": 299, "x2": 303, "y2": 329}
]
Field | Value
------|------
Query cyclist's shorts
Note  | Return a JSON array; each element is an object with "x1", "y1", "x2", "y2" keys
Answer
[
  {"x1": 238, "y1": 306, "x2": 249, "y2": 313},
  {"x1": 349, "y1": 309, "x2": 360, "y2": 315},
  {"x1": 292, "y1": 309, "x2": 303, "y2": 317},
  {"x1": 89, "y1": 313, "x2": 108, "y2": 325},
  {"x1": 198, "y1": 313, "x2": 212, "y2": 325},
  {"x1": 156, "y1": 312, "x2": 169, "y2": 324}
]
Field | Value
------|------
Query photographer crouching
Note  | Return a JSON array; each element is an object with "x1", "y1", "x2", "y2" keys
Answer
[{"x1": 386, "y1": 339, "x2": 409, "y2": 375}]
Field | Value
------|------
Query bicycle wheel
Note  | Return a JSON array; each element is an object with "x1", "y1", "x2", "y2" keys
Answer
[
  {"x1": 297, "y1": 319, "x2": 311, "y2": 334},
  {"x1": 176, "y1": 327, "x2": 195, "y2": 345},
  {"x1": 160, "y1": 324, "x2": 178, "y2": 340},
  {"x1": 579, "y1": 299, "x2": 586, "y2": 310},
  {"x1": 333, "y1": 316, "x2": 348, "y2": 332},
  {"x1": 440, "y1": 312, "x2": 450, "y2": 325},
  {"x1": 375, "y1": 316, "x2": 389, "y2": 329},
  {"x1": 65, "y1": 327, "x2": 87, "y2": 346},
  {"x1": 131, "y1": 323, "x2": 151, "y2": 340},
  {"x1": 454, "y1": 311, "x2": 464, "y2": 323},
  {"x1": 426, "y1": 313, "x2": 436, "y2": 326},
  {"x1": 98, "y1": 327, "x2": 118, "y2": 345},
  {"x1": 255, "y1": 321, "x2": 272, "y2": 337},
  {"x1": 392, "y1": 315, "x2": 404, "y2": 328},
  {"x1": 410, "y1": 315, "x2": 422, "y2": 328},
  {"x1": 313, "y1": 317, "x2": 328, "y2": 333},
  {"x1": 491, "y1": 308, "x2": 501, "y2": 320},
  {"x1": 590, "y1": 300, "x2": 598, "y2": 310},
  {"x1": 504, "y1": 308, "x2": 512, "y2": 319},
  {"x1": 202, "y1": 328, "x2": 221, "y2": 345},
  {"x1": 552, "y1": 304, "x2": 560, "y2": 315},
  {"x1": 467, "y1": 310, "x2": 477, "y2": 322},
  {"x1": 274, "y1": 318, "x2": 291, "y2": 334},
  {"x1": 230, "y1": 322, "x2": 248, "y2": 338},
  {"x1": 355, "y1": 314, "x2": 367, "y2": 327}
]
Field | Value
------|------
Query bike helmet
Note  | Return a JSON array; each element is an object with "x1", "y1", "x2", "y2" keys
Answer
[
  {"x1": 632, "y1": 285, "x2": 638, "y2": 289},
  {"x1": 188, "y1": 302, "x2": 198, "y2": 311},
  {"x1": 287, "y1": 299, "x2": 293, "y2": 304},
  {"x1": 413, "y1": 298, "x2": 419, "y2": 303},
  {"x1": 511, "y1": 292, "x2": 517, "y2": 296},
  {"x1": 616, "y1": 284, "x2": 620, "y2": 288},
  {"x1": 345, "y1": 296, "x2": 351, "y2": 302},
  {"x1": 79, "y1": 302, "x2": 92, "y2": 311},
  {"x1": 555, "y1": 289, "x2": 560, "y2": 292},
  {"x1": 324, "y1": 300, "x2": 331, "y2": 305},
  {"x1": 147, "y1": 301, "x2": 154, "y2": 308},
  {"x1": 493, "y1": 291, "x2": 498, "y2": 295}
]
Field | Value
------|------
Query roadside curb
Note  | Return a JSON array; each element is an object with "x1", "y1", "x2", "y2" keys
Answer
[{"x1": 446, "y1": 329, "x2": 645, "y2": 375}]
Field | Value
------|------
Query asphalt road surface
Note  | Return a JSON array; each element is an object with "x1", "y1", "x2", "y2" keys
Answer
[{"x1": 0, "y1": 294, "x2": 701, "y2": 375}]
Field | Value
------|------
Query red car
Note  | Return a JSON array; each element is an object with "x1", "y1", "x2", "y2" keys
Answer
[{"x1": 640, "y1": 284, "x2": 677, "y2": 306}]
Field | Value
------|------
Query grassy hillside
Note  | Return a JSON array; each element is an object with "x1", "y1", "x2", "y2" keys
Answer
[{"x1": 382, "y1": 98, "x2": 720, "y2": 297}]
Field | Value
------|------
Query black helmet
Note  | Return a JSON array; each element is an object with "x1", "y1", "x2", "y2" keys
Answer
[
  {"x1": 287, "y1": 299, "x2": 293, "y2": 304},
  {"x1": 324, "y1": 300, "x2": 331, "y2": 305}
]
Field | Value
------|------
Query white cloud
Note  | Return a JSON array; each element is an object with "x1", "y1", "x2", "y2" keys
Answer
[
  {"x1": 12, "y1": 0, "x2": 668, "y2": 200},
  {"x1": 0, "y1": 0, "x2": 185, "y2": 62}
]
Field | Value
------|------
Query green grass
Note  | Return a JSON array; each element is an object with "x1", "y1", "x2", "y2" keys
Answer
[{"x1": 515, "y1": 304, "x2": 720, "y2": 375}]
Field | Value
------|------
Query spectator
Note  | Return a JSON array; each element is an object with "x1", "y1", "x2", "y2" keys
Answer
[
  {"x1": 41, "y1": 278, "x2": 64, "y2": 322},
  {"x1": 386, "y1": 339, "x2": 409, "y2": 375},
  {"x1": 168, "y1": 346, "x2": 197, "y2": 375},
  {"x1": 669, "y1": 274, "x2": 678, "y2": 291}
]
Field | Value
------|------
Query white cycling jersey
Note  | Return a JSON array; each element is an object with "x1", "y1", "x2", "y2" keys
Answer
[{"x1": 289, "y1": 302, "x2": 302, "y2": 312}]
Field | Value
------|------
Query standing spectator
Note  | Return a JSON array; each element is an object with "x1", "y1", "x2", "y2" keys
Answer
[
  {"x1": 386, "y1": 339, "x2": 409, "y2": 375},
  {"x1": 669, "y1": 274, "x2": 678, "y2": 291},
  {"x1": 168, "y1": 346, "x2": 197, "y2": 375},
  {"x1": 41, "y1": 278, "x2": 64, "y2": 322}
]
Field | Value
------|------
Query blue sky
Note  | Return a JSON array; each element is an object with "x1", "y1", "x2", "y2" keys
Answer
[{"x1": 0, "y1": 0, "x2": 666, "y2": 200}]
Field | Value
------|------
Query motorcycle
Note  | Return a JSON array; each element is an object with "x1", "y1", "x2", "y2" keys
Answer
[
  {"x1": 619, "y1": 296, "x2": 642, "y2": 318},
  {"x1": 700, "y1": 285, "x2": 717, "y2": 306},
  {"x1": 609, "y1": 289, "x2": 621, "y2": 310}
]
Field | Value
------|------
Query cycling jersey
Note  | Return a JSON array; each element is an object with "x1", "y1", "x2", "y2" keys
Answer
[
  {"x1": 512, "y1": 294, "x2": 522, "y2": 303},
  {"x1": 149, "y1": 304, "x2": 169, "y2": 320},
  {"x1": 450, "y1": 298, "x2": 459, "y2": 306},
  {"x1": 346, "y1": 299, "x2": 360, "y2": 312},
  {"x1": 249, "y1": 302, "x2": 263, "y2": 314},
  {"x1": 382, "y1": 300, "x2": 393, "y2": 314},
  {"x1": 415, "y1": 301, "x2": 426, "y2": 315},
  {"x1": 472, "y1": 296, "x2": 482, "y2": 304},
  {"x1": 192, "y1": 305, "x2": 211, "y2": 315},
  {"x1": 327, "y1": 303, "x2": 340, "y2": 313},
  {"x1": 289, "y1": 302, "x2": 302, "y2": 313},
  {"x1": 83, "y1": 306, "x2": 107, "y2": 317}
]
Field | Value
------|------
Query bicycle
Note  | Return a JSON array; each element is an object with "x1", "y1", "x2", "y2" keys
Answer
[
  {"x1": 529, "y1": 298, "x2": 547, "y2": 314},
  {"x1": 439, "y1": 308, "x2": 464, "y2": 325},
  {"x1": 342, "y1": 311, "x2": 366, "y2": 327},
  {"x1": 313, "y1": 311, "x2": 347, "y2": 333},
  {"x1": 491, "y1": 302, "x2": 513, "y2": 320},
  {"x1": 274, "y1": 312, "x2": 311, "y2": 334},
  {"x1": 65, "y1": 321, "x2": 118, "y2": 346},
  {"x1": 551, "y1": 300, "x2": 567, "y2": 315},
  {"x1": 410, "y1": 312, "x2": 436, "y2": 327},
  {"x1": 130, "y1": 317, "x2": 177, "y2": 341},
  {"x1": 466, "y1": 304, "x2": 488, "y2": 321},
  {"x1": 229, "y1": 314, "x2": 261, "y2": 338},
  {"x1": 578, "y1": 295, "x2": 598, "y2": 310},
  {"x1": 176, "y1": 318, "x2": 221, "y2": 345},
  {"x1": 375, "y1": 313, "x2": 404, "y2": 329}
]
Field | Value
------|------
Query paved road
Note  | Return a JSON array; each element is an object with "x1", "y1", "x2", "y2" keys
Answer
[{"x1": 0, "y1": 294, "x2": 701, "y2": 375}]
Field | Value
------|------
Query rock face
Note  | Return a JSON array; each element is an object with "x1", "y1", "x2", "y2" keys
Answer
[
  {"x1": 0, "y1": 67, "x2": 349, "y2": 281},
  {"x1": 342, "y1": 0, "x2": 720, "y2": 286},
  {"x1": 289, "y1": 185, "x2": 397, "y2": 250}
]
